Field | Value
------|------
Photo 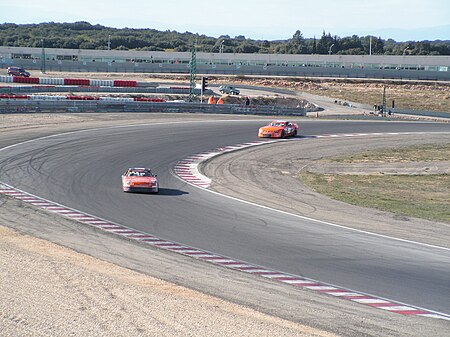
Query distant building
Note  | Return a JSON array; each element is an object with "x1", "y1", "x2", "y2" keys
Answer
[{"x1": 1, "y1": 46, "x2": 449, "y2": 80}]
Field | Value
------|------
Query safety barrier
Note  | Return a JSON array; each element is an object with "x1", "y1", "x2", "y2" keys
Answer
[
  {"x1": 13, "y1": 76, "x2": 40, "y2": 84},
  {"x1": 28, "y1": 95, "x2": 66, "y2": 101},
  {"x1": 0, "y1": 94, "x2": 28, "y2": 99},
  {"x1": 89, "y1": 79, "x2": 114, "y2": 86},
  {"x1": 39, "y1": 77, "x2": 65, "y2": 85},
  {"x1": 0, "y1": 99, "x2": 309, "y2": 116},
  {"x1": 0, "y1": 75, "x2": 142, "y2": 88},
  {"x1": 113, "y1": 80, "x2": 137, "y2": 87},
  {"x1": 0, "y1": 93, "x2": 168, "y2": 103},
  {"x1": 64, "y1": 78, "x2": 90, "y2": 86},
  {"x1": 0, "y1": 85, "x2": 203, "y2": 95},
  {"x1": 0, "y1": 76, "x2": 13, "y2": 83}
]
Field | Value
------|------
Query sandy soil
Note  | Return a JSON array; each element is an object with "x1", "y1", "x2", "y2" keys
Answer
[
  {"x1": 1, "y1": 225, "x2": 335, "y2": 337},
  {"x1": 1, "y1": 113, "x2": 449, "y2": 337}
]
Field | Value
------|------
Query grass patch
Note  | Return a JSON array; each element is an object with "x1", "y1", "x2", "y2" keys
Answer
[
  {"x1": 300, "y1": 173, "x2": 450, "y2": 223},
  {"x1": 329, "y1": 144, "x2": 450, "y2": 163},
  {"x1": 300, "y1": 143, "x2": 450, "y2": 223}
]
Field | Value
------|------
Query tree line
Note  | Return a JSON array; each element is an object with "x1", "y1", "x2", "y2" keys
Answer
[{"x1": 1, "y1": 22, "x2": 449, "y2": 56}]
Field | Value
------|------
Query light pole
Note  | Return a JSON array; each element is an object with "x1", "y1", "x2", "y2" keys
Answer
[
  {"x1": 41, "y1": 39, "x2": 46, "y2": 73},
  {"x1": 328, "y1": 43, "x2": 334, "y2": 55},
  {"x1": 402, "y1": 46, "x2": 409, "y2": 56}
]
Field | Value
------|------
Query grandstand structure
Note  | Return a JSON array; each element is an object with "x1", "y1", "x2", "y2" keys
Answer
[{"x1": 1, "y1": 46, "x2": 449, "y2": 80}]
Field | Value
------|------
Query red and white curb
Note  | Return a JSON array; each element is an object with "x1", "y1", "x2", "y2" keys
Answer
[
  {"x1": 173, "y1": 132, "x2": 433, "y2": 189},
  {"x1": 0, "y1": 186, "x2": 448, "y2": 318},
  {"x1": 174, "y1": 139, "x2": 281, "y2": 188}
]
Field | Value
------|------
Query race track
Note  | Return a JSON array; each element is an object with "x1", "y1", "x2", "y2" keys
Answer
[{"x1": 0, "y1": 119, "x2": 449, "y2": 315}]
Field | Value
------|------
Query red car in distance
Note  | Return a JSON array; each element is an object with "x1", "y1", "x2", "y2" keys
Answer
[{"x1": 258, "y1": 120, "x2": 298, "y2": 138}]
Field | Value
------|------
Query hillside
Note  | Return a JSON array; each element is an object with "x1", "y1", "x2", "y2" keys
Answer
[{"x1": 1, "y1": 22, "x2": 449, "y2": 55}]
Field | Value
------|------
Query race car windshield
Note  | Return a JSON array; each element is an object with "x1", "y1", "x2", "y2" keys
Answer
[
  {"x1": 129, "y1": 171, "x2": 153, "y2": 177},
  {"x1": 270, "y1": 122, "x2": 285, "y2": 127}
]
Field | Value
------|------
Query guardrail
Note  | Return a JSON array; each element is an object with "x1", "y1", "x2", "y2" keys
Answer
[
  {"x1": 0, "y1": 100, "x2": 309, "y2": 116},
  {"x1": 392, "y1": 108, "x2": 450, "y2": 119},
  {"x1": 0, "y1": 85, "x2": 208, "y2": 95}
]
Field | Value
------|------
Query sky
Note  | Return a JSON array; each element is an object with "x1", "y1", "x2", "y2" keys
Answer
[{"x1": 1, "y1": 0, "x2": 449, "y2": 41}]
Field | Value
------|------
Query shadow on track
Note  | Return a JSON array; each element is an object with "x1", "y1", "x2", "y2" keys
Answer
[{"x1": 157, "y1": 188, "x2": 188, "y2": 196}]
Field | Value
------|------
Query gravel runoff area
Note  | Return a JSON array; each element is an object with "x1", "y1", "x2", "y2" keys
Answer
[{"x1": 1, "y1": 113, "x2": 450, "y2": 337}]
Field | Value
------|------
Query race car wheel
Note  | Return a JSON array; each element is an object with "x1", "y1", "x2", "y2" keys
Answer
[
  {"x1": 293, "y1": 130, "x2": 297, "y2": 137},
  {"x1": 281, "y1": 130, "x2": 285, "y2": 138}
]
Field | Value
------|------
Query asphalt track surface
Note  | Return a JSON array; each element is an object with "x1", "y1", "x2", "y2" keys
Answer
[{"x1": 0, "y1": 119, "x2": 449, "y2": 316}]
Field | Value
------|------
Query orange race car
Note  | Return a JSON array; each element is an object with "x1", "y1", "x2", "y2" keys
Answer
[
  {"x1": 258, "y1": 120, "x2": 298, "y2": 138},
  {"x1": 121, "y1": 168, "x2": 159, "y2": 193}
]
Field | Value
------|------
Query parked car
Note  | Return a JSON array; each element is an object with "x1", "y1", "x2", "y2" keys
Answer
[
  {"x1": 219, "y1": 85, "x2": 240, "y2": 95},
  {"x1": 121, "y1": 168, "x2": 159, "y2": 193},
  {"x1": 258, "y1": 120, "x2": 298, "y2": 138},
  {"x1": 7, "y1": 66, "x2": 30, "y2": 77}
]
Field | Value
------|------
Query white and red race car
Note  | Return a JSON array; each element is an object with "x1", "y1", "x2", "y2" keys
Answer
[{"x1": 121, "y1": 168, "x2": 159, "y2": 193}]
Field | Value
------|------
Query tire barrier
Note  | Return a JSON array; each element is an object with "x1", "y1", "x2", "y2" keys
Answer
[
  {"x1": 0, "y1": 94, "x2": 28, "y2": 99},
  {"x1": 39, "y1": 77, "x2": 65, "y2": 85},
  {"x1": 0, "y1": 75, "x2": 139, "y2": 88},
  {"x1": 13, "y1": 76, "x2": 40, "y2": 84},
  {"x1": 133, "y1": 97, "x2": 165, "y2": 102},
  {"x1": 0, "y1": 93, "x2": 167, "y2": 102},
  {"x1": 0, "y1": 76, "x2": 13, "y2": 83},
  {"x1": 113, "y1": 80, "x2": 137, "y2": 87},
  {"x1": 0, "y1": 85, "x2": 202, "y2": 95},
  {"x1": 64, "y1": 78, "x2": 90, "y2": 86},
  {"x1": 90, "y1": 79, "x2": 114, "y2": 86}
]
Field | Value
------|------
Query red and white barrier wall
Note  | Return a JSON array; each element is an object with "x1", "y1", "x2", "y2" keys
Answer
[
  {"x1": 0, "y1": 75, "x2": 137, "y2": 87},
  {"x1": 0, "y1": 93, "x2": 165, "y2": 102}
]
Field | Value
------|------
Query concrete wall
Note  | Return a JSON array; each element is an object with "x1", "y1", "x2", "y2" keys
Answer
[{"x1": 1, "y1": 46, "x2": 449, "y2": 80}]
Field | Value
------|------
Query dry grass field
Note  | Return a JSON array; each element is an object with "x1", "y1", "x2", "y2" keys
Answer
[
  {"x1": 230, "y1": 77, "x2": 450, "y2": 112},
  {"x1": 300, "y1": 144, "x2": 450, "y2": 223}
]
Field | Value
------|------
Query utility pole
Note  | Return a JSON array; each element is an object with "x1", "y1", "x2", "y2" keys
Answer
[
  {"x1": 107, "y1": 35, "x2": 111, "y2": 50},
  {"x1": 369, "y1": 36, "x2": 372, "y2": 55},
  {"x1": 41, "y1": 39, "x2": 46, "y2": 73},
  {"x1": 382, "y1": 85, "x2": 387, "y2": 115},
  {"x1": 188, "y1": 43, "x2": 197, "y2": 102}
]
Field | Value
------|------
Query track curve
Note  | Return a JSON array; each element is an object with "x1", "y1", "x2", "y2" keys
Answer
[{"x1": 0, "y1": 119, "x2": 449, "y2": 315}]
